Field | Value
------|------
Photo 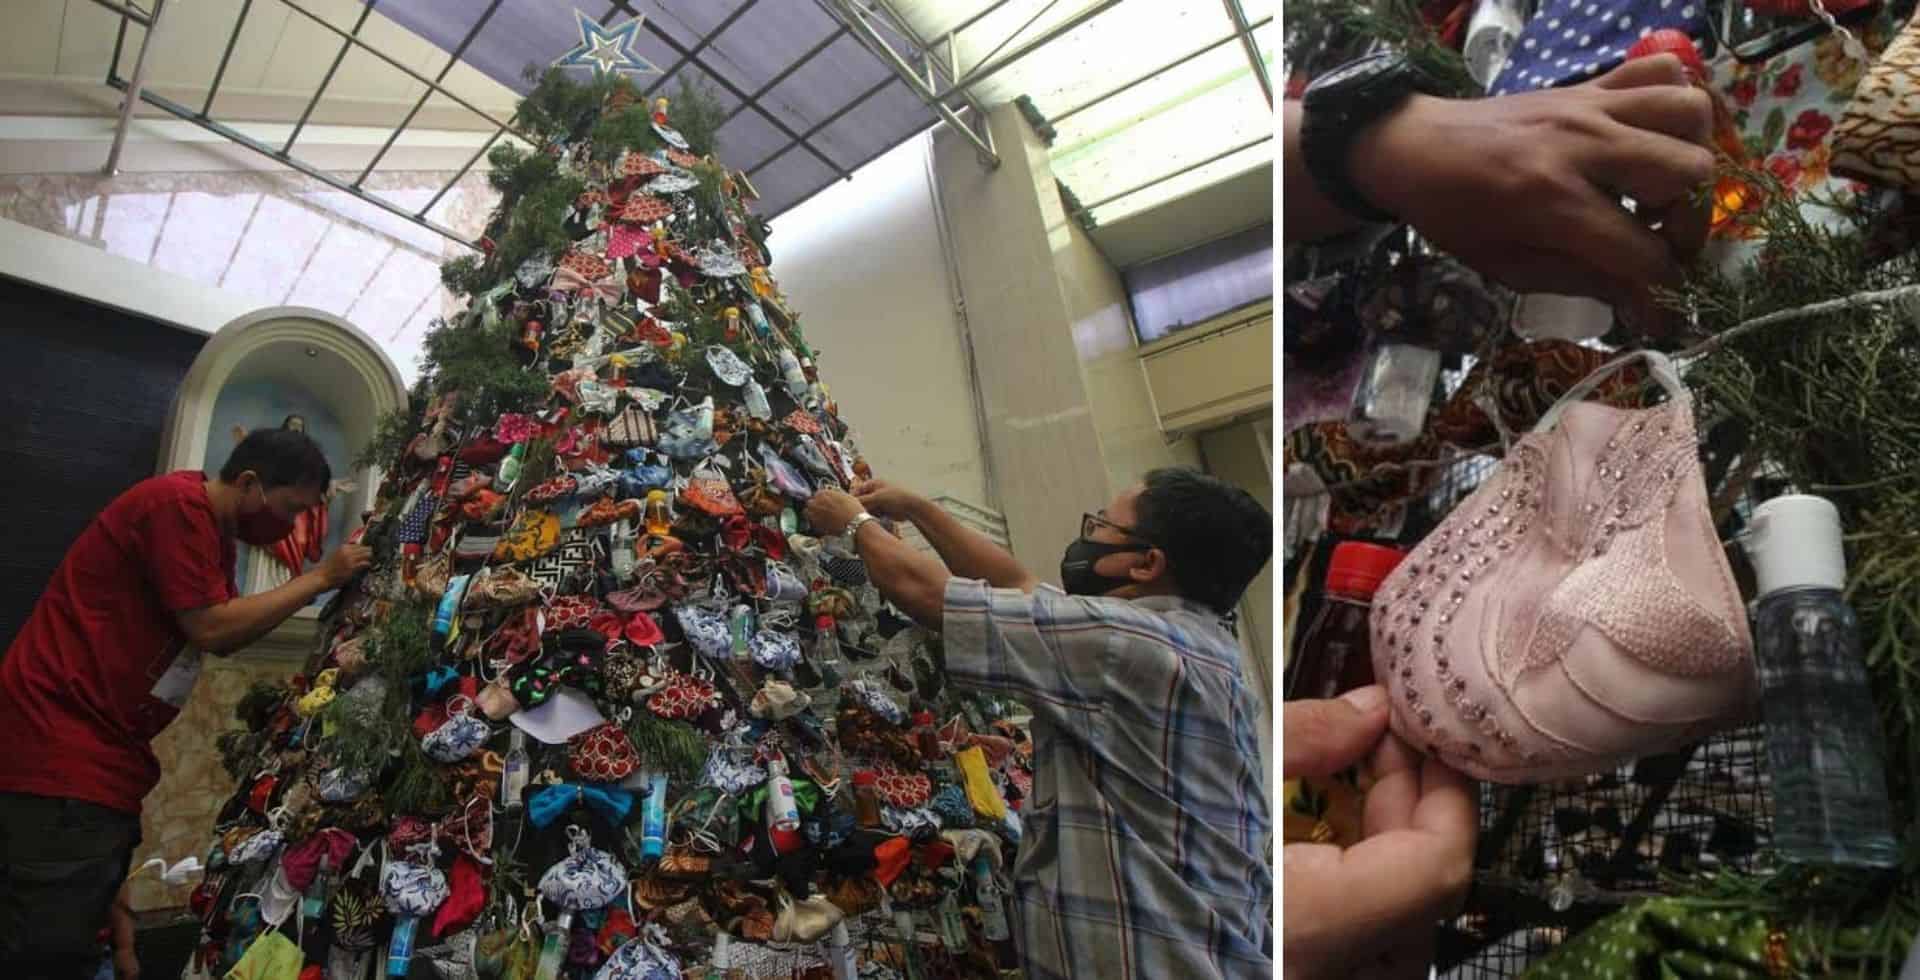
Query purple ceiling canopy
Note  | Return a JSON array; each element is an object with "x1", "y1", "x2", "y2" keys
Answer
[{"x1": 367, "y1": 0, "x2": 941, "y2": 217}]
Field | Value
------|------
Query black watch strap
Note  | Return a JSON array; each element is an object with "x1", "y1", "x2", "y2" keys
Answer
[
  {"x1": 1302, "y1": 117, "x2": 1396, "y2": 223},
  {"x1": 1301, "y1": 53, "x2": 1422, "y2": 224}
]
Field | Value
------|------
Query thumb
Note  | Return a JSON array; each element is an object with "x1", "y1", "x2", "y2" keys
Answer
[{"x1": 1284, "y1": 686, "x2": 1390, "y2": 780}]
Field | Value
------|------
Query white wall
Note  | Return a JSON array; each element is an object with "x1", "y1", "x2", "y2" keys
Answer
[{"x1": 771, "y1": 134, "x2": 992, "y2": 511}]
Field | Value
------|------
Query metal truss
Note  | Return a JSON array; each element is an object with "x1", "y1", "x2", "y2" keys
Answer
[
  {"x1": 1029, "y1": 0, "x2": 1273, "y2": 221},
  {"x1": 82, "y1": 0, "x2": 1249, "y2": 247},
  {"x1": 92, "y1": 0, "x2": 542, "y2": 250},
  {"x1": 83, "y1": 0, "x2": 975, "y2": 249}
]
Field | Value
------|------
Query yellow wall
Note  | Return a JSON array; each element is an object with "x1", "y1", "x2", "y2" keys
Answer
[{"x1": 133, "y1": 645, "x2": 304, "y2": 912}]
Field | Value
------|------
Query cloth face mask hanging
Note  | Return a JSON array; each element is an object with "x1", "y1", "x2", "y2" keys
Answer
[{"x1": 1370, "y1": 350, "x2": 1757, "y2": 784}]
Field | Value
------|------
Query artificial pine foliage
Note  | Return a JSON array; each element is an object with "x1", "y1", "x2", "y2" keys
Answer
[{"x1": 183, "y1": 69, "x2": 1032, "y2": 978}]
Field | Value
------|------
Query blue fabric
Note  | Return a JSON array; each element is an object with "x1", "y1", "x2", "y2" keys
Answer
[
  {"x1": 398, "y1": 491, "x2": 441, "y2": 545},
  {"x1": 529, "y1": 783, "x2": 636, "y2": 829},
  {"x1": 1487, "y1": 0, "x2": 1709, "y2": 96}
]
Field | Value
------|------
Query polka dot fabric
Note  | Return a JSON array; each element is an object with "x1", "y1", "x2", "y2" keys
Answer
[
  {"x1": 1488, "y1": 0, "x2": 1709, "y2": 97},
  {"x1": 1521, "y1": 898, "x2": 1783, "y2": 979}
]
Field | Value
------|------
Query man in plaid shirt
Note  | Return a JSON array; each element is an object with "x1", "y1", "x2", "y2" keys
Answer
[{"x1": 808, "y1": 468, "x2": 1273, "y2": 979}]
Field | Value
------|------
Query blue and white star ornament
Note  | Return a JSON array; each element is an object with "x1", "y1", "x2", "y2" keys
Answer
[{"x1": 553, "y1": 10, "x2": 661, "y2": 77}]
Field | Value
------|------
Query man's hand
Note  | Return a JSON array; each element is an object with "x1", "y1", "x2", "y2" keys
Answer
[
  {"x1": 805, "y1": 490, "x2": 866, "y2": 536},
  {"x1": 850, "y1": 480, "x2": 925, "y2": 521},
  {"x1": 1283, "y1": 686, "x2": 1476, "y2": 980},
  {"x1": 317, "y1": 543, "x2": 372, "y2": 589},
  {"x1": 1350, "y1": 54, "x2": 1713, "y2": 321}
]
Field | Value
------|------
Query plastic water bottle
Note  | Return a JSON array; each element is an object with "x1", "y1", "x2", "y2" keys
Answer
[
  {"x1": 301, "y1": 854, "x2": 333, "y2": 923},
  {"x1": 766, "y1": 758, "x2": 800, "y2": 831},
  {"x1": 1744, "y1": 495, "x2": 1899, "y2": 868},
  {"x1": 502, "y1": 728, "x2": 529, "y2": 811},
  {"x1": 641, "y1": 770, "x2": 667, "y2": 859},
  {"x1": 1347, "y1": 341, "x2": 1441, "y2": 446},
  {"x1": 1463, "y1": 0, "x2": 1526, "y2": 87}
]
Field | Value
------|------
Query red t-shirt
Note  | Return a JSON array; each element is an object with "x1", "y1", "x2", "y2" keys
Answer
[{"x1": 0, "y1": 470, "x2": 236, "y2": 814}]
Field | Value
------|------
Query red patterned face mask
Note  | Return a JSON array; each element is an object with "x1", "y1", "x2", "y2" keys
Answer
[
  {"x1": 647, "y1": 670, "x2": 719, "y2": 721},
  {"x1": 871, "y1": 766, "x2": 933, "y2": 809},
  {"x1": 568, "y1": 721, "x2": 641, "y2": 782}
]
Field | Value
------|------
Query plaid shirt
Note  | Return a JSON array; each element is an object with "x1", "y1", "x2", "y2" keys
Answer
[{"x1": 942, "y1": 578, "x2": 1272, "y2": 979}]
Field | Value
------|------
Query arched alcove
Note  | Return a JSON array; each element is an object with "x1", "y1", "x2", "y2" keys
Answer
[
  {"x1": 158, "y1": 307, "x2": 408, "y2": 609},
  {"x1": 135, "y1": 308, "x2": 407, "y2": 915}
]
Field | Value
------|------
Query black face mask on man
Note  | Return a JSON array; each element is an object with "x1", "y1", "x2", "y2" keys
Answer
[{"x1": 1058, "y1": 538, "x2": 1153, "y2": 597}]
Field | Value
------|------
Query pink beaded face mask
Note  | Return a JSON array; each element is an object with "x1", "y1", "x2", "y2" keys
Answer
[{"x1": 1370, "y1": 351, "x2": 1757, "y2": 784}]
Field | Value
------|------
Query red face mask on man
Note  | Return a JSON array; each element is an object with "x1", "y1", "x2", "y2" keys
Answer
[{"x1": 237, "y1": 477, "x2": 297, "y2": 547}]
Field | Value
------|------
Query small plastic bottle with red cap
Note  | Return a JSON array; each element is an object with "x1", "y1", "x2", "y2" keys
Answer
[{"x1": 1286, "y1": 541, "x2": 1407, "y2": 702}]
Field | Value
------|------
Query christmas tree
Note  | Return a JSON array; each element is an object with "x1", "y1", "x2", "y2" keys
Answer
[{"x1": 191, "y1": 68, "x2": 1030, "y2": 980}]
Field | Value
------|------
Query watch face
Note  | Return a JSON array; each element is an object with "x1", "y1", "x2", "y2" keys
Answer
[{"x1": 1305, "y1": 52, "x2": 1396, "y2": 100}]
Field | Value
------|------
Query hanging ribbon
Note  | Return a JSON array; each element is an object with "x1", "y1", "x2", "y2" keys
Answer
[
  {"x1": 528, "y1": 782, "x2": 637, "y2": 829},
  {"x1": 550, "y1": 264, "x2": 625, "y2": 304}
]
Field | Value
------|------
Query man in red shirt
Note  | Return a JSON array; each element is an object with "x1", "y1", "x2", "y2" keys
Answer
[{"x1": 0, "y1": 428, "x2": 371, "y2": 976}]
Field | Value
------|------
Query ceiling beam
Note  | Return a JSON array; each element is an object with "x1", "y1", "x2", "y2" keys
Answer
[
  {"x1": 103, "y1": 0, "x2": 165, "y2": 175},
  {"x1": 927, "y1": 0, "x2": 1125, "y2": 103},
  {"x1": 824, "y1": 0, "x2": 997, "y2": 167},
  {"x1": 643, "y1": 0, "x2": 764, "y2": 98},
  {"x1": 1074, "y1": 132, "x2": 1270, "y2": 217},
  {"x1": 719, "y1": 25, "x2": 848, "y2": 126},
  {"x1": 1046, "y1": 14, "x2": 1271, "y2": 126},
  {"x1": 355, "y1": 0, "x2": 508, "y2": 186},
  {"x1": 746, "y1": 74, "x2": 896, "y2": 176},
  {"x1": 607, "y1": 0, "x2": 852, "y2": 180},
  {"x1": 1221, "y1": 0, "x2": 1271, "y2": 107},
  {"x1": 274, "y1": 0, "x2": 538, "y2": 147},
  {"x1": 285, "y1": 1, "x2": 378, "y2": 155}
]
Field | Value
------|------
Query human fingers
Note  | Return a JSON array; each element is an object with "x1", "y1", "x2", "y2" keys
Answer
[
  {"x1": 1551, "y1": 186, "x2": 1677, "y2": 298},
  {"x1": 1652, "y1": 189, "x2": 1713, "y2": 263},
  {"x1": 1421, "y1": 762, "x2": 1477, "y2": 843},
  {"x1": 1284, "y1": 686, "x2": 1390, "y2": 780},
  {"x1": 1598, "y1": 83, "x2": 1713, "y2": 146},
  {"x1": 1581, "y1": 126, "x2": 1715, "y2": 211},
  {"x1": 1361, "y1": 730, "x2": 1425, "y2": 837},
  {"x1": 1284, "y1": 825, "x2": 1473, "y2": 952},
  {"x1": 1591, "y1": 52, "x2": 1690, "y2": 90}
]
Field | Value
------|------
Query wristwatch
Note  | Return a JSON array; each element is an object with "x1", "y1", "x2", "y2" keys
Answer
[
  {"x1": 846, "y1": 512, "x2": 878, "y2": 538},
  {"x1": 1300, "y1": 51, "x2": 1429, "y2": 224}
]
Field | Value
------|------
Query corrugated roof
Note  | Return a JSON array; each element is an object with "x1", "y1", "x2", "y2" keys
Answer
[
  {"x1": 367, "y1": 0, "x2": 1271, "y2": 223},
  {"x1": 367, "y1": 0, "x2": 949, "y2": 217}
]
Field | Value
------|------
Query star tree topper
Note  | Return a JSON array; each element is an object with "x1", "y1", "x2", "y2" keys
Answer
[{"x1": 554, "y1": 9, "x2": 662, "y2": 77}]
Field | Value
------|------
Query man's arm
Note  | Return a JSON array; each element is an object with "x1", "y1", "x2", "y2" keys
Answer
[
  {"x1": 849, "y1": 521, "x2": 952, "y2": 630},
  {"x1": 896, "y1": 495, "x2": 1037, "y2": 593},
  {"x1": 176, "y1": 546, "x2": 368, "y2": 655},
  {"x1": 1281, "y1": 55, "x2": 1714, "y2": 313},
  {"x1": 1283, "y1": 100, "x2": 1369, "y2": 245}
]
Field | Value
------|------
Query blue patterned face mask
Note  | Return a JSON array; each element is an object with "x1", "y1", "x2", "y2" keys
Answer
[
  {"x1": 538, "y1": 826, "x2": 628, "y2": 912},
  {"x1": 656, "y1": 398, "x2": 717, "y2": 459}
]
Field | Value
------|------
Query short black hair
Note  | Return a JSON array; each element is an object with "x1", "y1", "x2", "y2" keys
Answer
[
  {"x1": 1131, "y1": 467, "x2": 1272, "y2": 615},
  {"x1": 220, "y1": 428, "x2": 331, "y2": 492}
]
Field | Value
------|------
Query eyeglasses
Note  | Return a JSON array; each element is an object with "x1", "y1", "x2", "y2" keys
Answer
[{"x1": 1081, "y1": 512, "x2": 1149, "y2": 543}]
